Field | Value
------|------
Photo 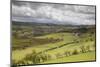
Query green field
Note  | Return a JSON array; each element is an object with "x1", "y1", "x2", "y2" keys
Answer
[
  {"x1": 11, "y1": 22, "x2": 96, "y2": 66},
  {"x1": 12, "y1": 31, "x2": 96, "y2": 65},
  {"x1": 42, "y1": 51, "x2": 95, "y2": 64},
  {"x1": 12, "y1": 33, "x2": 77, "y2": 61}
]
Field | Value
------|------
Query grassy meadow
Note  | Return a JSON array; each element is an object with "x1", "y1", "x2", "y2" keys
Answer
[{"x1": 12, "y1": 22, "x2": 96, "y2": 66}]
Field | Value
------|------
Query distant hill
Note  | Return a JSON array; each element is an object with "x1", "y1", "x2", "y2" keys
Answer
[{"x1": 12, "y1": 21, "x2": 95, "y2": 27}]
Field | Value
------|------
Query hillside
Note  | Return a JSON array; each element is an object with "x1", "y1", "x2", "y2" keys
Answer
[{"x1": 12, "y1": 21, "x2": 96, "y2": 66}]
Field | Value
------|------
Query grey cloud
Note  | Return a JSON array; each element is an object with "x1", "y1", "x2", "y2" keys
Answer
[
  {"x1": 74, "y1": 6, "x2": 95, "y2": 14},
  {"x1": 12, "y1": 1, "x2": 95, "y2": 25}
]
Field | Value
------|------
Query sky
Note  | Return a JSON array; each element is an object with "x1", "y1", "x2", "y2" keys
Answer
[{"x1": 12, "y1": 1, "x2": 96, "y2": 25}]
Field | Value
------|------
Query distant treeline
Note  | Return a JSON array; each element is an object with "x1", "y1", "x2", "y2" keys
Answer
[{"x1": 12, "y1": 21, "x2": 95, "y2": 37}]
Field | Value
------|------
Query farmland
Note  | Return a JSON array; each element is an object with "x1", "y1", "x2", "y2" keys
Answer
[{"x1": 12, "y1": 21, "x2": 96, "y2": 66}]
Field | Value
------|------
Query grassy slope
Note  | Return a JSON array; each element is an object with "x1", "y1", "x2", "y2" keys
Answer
[
  {"x1": 12, "y1": 33, "x2": 77, "y2": 61},
  {"x1": 12, "y1": 32, "x2": 95, "y2": 62},
  {"x1": 42, "y1": 51, "x2": 96, "y2": 64}
]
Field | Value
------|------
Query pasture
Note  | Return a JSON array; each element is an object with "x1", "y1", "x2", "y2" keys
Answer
[{"x1": 12, "y1": 23, "x2": 96, "y2": 66}]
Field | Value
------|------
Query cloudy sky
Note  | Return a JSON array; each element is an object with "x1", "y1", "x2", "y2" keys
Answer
[{"x1": 12, "y1": 1, "x2": 96, "y2": 25}]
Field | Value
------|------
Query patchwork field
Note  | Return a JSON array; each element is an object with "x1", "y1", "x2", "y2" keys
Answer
[{"x1": 12, "y1": 22, "x2": 96, "y2": 66}]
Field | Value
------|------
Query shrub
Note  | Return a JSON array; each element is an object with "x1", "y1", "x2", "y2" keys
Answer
[
  {"x1": 23, "y1": 50, "x2": 38, "y2": 64},
  {"x1": 38, "y1": 53, "x2": 52, "y2": 62},
  {"x1": 86, "y1": 45, "x2": 91, "y2": 52},
  {"x1": 17, "y1": 50, "x2": 51, "y2": 64},
  {"x1": 80, "y1": 46, "x2": 86, "y2": 53},
  {"x1": 24, "y1": 51, "x2": 51, "y2": 64},
  {"x1": 72, "y1": 49, "x2": 79, "y2": 55},
  {"x1": 64, "y1": 50, "x2": 71, "y2": 56}
]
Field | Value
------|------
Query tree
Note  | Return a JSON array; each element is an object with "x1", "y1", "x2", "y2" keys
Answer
[
  {"x1": 72, "y1": 49, "x2": 79, "y2": 55},
  {"x1": 80, "y1": 46, "x2": 86, "y2": 53}
]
